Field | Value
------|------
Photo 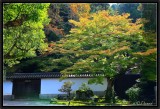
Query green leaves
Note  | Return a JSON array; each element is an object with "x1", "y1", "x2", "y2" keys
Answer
[
  {"x1": 79, "y1": 83, "x2": 91, "y2": 91},
  {"x1": 58, "y1": 80, "x2": 74, "y2": 93},
  {"x1": 3, "y1": 3, "x2": 50, "y2": 67},
  {"x1": 53, "y1": 9, "x2": 156, "y2": 85}
]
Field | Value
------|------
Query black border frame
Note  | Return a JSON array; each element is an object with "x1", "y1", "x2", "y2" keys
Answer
[{"x1": 0, "y1": 0, "x2": 159, "y2": 109}]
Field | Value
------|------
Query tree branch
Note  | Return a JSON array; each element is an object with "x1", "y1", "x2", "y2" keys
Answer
[
  {"x1": 4, "y1": 14, "x2": 27, "y2": 28},
  {"x1": 4, "y1": 35, "x2": 20, "y2": 58}
]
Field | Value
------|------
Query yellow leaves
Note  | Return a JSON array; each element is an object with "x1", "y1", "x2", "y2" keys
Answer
[
  {"x1": 69, "y1": 3, "x2": 91, "y2": 18},
  {"x1": 137, "y1": 3, "x2": 143, "y2": 11},
  {"x1": 124, "y1": 21, "x2": 143, "y2": 35},
  {"x1": 98, "y1": 10, "x2": 109, "y2": 17},
  {"x1": 133, "y1": 48, "x2": 157, "y2": 56},
  {"x1": 69, "y1": 28, "x2": 83, "y2": 34},
  {"x1": 69, "y1": 17, "x2": 89, "y2": 29},
  {"x1": 65, "y1": 46, "x2": 130, "y2": 57},
  {"x1": 99, "y1": 46, "x2": 130, "y2": 56},
  {"x1": 92, "y1": 11, "x2": 110, "y2": 22},
  {"x1": 76, "y1": 61, "x2": 85, "y2": 65},
  {"x1": 99, "y1": 49, "x2": 110, "y2": 54},
  {"x1": 79, "y1": 17, "x2": 90, "y2": 27},
  {"x1": 69, "y1": 20, "x2": 80, "y2": 26},
  {"x1": 111, "y1": 46, "x2": 130, "y2": 54},
  {"x1": 79, "y1": 17, "x2": 89, "y2": 23},
  {"x1": 89, "y1": 55, "x2": 99, "y2": 59},
  {"x1": 69, "y1": 4, "x2": 78, "y2": 14},
  {"x1": 112, "y1": 29, "x2": 122, "y2": 35},
  {"x1": 136, "y1": 18, "x2": 149, "y2": 24},
  {"x1": 122, "y1": 13, "x2": 130, "y2": 18},
  {"x1": 69, "y1": 9, "x2": 144, "y2": 37},
  {"x1": 54, "y1": 9, "x2": 148, "y2": 59}
]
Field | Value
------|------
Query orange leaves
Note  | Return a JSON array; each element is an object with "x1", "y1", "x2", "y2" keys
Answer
[
  {"x1": 126, "y1": 23, "x2": 143, "y2": 35},
  {"x1": 52, "y1": 27, "x2": 64, "y2": 36},
  {"x1": 122, "y1": 13, "x2": 130, "y2": 18},
  {"x1": 46, "y1": 47, "x2": 53, "y2": 52},
  {"x1": 63, "y1": 46, "x2": 130, "y2": 58},
  {"x1": 133, "y1": 48, "x2": 157, "y2": 56},
  {"x1": 136, "y1": 18, "x2": 149, "y2": 24},
  {"x1": 69, "y1": 20, "x2": 81, "y2": 27},
  {"x1": 100, "y1": 46, "x2": 130, "y2": 56},
  {"x1": 111, "y1": 46, "x2": 130, "y2": 54},
  {"x1": 98, "y1": 10, "x2": 109, "y2": 18},
  {"x1": 69, "y1": 4, "x2": 79, "y2": 14},
  {"x1": 69, "y1": 10, "x2": 144, "y2": 37},
  {"x1": 48, "y1": 43, "x2": 55, "y2": 48},
  {"x1": 69, "y1": 3, "x2": 91, "y2": 18},
  {"x1": 53, "y1": 9, "x2": 149, "y2": 59},
  {"x1": 69, "y1": 17, "x2": 89, "y2": 26},
  {"x1": 69, "y1": 17, "x2": 89, "y2": 31}
]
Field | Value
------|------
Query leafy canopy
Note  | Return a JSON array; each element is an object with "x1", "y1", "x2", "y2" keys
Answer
[
  {"x1": 52, "y1": 10, "x2": 150, "y2": 84},
  {"x1": 3, "y1": 3, "x2": 50, "y2": 67}
]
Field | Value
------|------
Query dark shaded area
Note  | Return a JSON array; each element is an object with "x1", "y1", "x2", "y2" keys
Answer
[
  {"x1": 90, "y1": 3, "x2": 110, "y2": 13},
  {"x1": 45, "y1": 30, "x2": 61, "y2": 42},
  {"x1": 112, "y1": 3, "x2": 141, "y2": 23},
  {"x1": 75, "y1": 90, "x2": 94, "y2": 100},
  {"x1": 138, "y1": 80, "x2": 156, "y2": 102},
  {"x1": 142, "y1": 3, "x2": 157, "y2": 32},
  {"x1": 13, "y1": 79, "x2": 40, "y2": 99},
  {"x1": 114, "y1": 74, "x2": 156, "y2": 103},
  {"x1": 114, "y1": 74, "x2": 140, "y2": 99},
  {"x1": 7, "y1": 54, "x2": 72, "y2": 73}
]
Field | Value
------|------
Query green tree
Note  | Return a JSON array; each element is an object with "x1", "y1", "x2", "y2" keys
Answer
[
  {"x1": 79, "y1": 83, "x2": 91, "y2": 91},
  {"x1": 133, "y1": 31, "x2": 157, "y2": 82},
  {"x1": 90, "y1": 3, "x2": 110, "y2": 13},
  {"x1": 58, "y1": 81, "x2": 74, "y2": 101},
  {"x1": 52, "y1": 10, "x2": 152, "y2": 102},
  {"x1": 134, "y1": 49, "x2": 157, "y2": 81},
  {"x1": 3, "y1": 3, "x2": 50, "y2": 68},
  {"x1": 7, "y1": 56, "x2": 73, "y2": 73},
  {"x1": 115, "y1": 3, "x2": 141, "y2": 22},
  {"x1": 90, "y1": 3, "x2": 117, "y2": 16},
  {"x1": 141, "y1": 3, "x2": 157, "y2": 32}
]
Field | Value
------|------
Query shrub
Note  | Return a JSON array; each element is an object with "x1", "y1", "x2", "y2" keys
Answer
[
  {"x1": 125, "y1": 85, "x2": 141, "y2": 103},
  {"x1": 86, "y1": 90, "x2": 94, "y2": 98},
  {"x1": 115, "y1": 98, "x2": 129, "y2": 105},
  {"x1": 57, "y1": 94, "x2": 67, "y2": 100},
  {"x1": 58, "y1": 81, "x2": 74, "y2": 100},
  {"x1": 50, "y1": 98, "x2": 58, "y2": 103},
  {"x1": 75, "y1": 83, "x2": 94, "y2": 100},
  {"x1": 79, "y1": 83, "x2": 91, "y2": 91},
  {"x1": 75, "y1": 90, "x2": 94, "y2": 100}
]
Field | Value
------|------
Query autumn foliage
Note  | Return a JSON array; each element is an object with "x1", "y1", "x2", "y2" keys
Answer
[
  {"x1": 134, "y1": 48, "x2": 157, "y2": 56},
  {"x1": 3, "y1": 3, "x2": 157, "y2": 103},
  {"x1": 69, "y1": 3, "x2": 91, "y2": 19},
  {"x1": 53, "y1": 11, "x2": 144, "y2": 57}
]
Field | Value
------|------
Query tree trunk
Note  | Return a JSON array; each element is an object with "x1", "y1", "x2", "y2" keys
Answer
[{"x1": 105, "y1": 77, "x2": 114, "y2": 103}]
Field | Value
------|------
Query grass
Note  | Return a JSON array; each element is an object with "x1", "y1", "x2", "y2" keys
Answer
[
  {"x1": 50, "y1": 100, "x2": 128, "y2": 106},
  {"x1": 50, "y1": 96, "x2": 144, "y2": 106},
  {"x1": 51, "y1": 100, "x2": 92, "y2": 106},
  {"x1": 52, "y1": 100, "x2": 154, "y2": 106}
]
